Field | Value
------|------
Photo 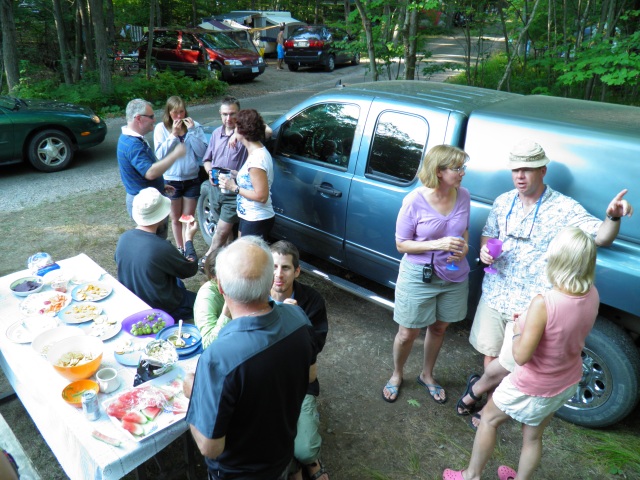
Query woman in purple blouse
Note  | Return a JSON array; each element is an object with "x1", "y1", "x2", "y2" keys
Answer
[{"x1": 382, "y1": 145, "x2": 471, "y2": 404}]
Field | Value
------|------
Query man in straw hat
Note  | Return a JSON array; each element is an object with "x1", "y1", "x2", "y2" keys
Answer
[
  {"x1": 456, "y1": 138, "x2": 633, "y2": 428},
  {"x1": 115, "y1": 187, "x2": 199, "y2": 320}
]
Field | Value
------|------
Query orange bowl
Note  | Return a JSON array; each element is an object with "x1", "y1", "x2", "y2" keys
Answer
[
  {"x1": 47, "y1": 335, "x2": 104, "y2": 381},
  {"x1": 62, "y1": 379, "x2": 99, "y2": 408}
]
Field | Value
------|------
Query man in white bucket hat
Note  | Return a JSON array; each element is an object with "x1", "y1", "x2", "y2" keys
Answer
[
  {"x1": 457, "y1": 139, "x2": 633, "y2": 428},
  {"x1": 115, "y1": 187, "x2": 200, "y2": 320}
]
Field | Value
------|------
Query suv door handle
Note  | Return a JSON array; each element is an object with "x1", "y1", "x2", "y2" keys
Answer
[{"x1": 315, "y1": 183, "x2": 342, "y2": 198}]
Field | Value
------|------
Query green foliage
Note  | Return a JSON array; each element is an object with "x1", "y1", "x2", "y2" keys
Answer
[
  {"x1": 12, "y1": 68, "x2": 226, "y2": 116},
  {"x1": 579, "y1": 429, "x2": 640, "y2": 477}
]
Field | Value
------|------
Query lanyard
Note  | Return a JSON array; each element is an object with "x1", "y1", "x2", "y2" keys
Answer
[{"x1": 505, "y1": 186, "x2": 546, "y2": 239}]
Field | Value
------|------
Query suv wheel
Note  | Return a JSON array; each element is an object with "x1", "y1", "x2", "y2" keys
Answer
[
  {"x1": 288, "y1": 63, "x2": 299, "y2": 72},
  {"x1": 352, "y1": 52, "x2": 360, "y2": 66},
  {"x1": 555, "y1": 318, "x2": 640, "y2": 427},
  {"x1": 324, "y1": 54, "x2": 335, "y2": 72},
  {"x1": 208, "y1": 63, "x2": 223, "y2": 81},
  {"x1": 27, "y1": 130, "x2": 74, "y2": 172},
  {"x1": 196, "y1": 182, "x2": 219, "y2": 245}
]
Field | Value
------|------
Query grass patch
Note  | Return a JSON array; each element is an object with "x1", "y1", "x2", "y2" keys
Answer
[{"x1": 580, "y1": 430, "x2": 640, "y2": 476}]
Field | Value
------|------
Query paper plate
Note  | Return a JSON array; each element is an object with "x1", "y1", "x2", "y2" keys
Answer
[
  {"x1": 113, "y1": 338, "x2": 151, "y2": 366},
  {"x1": 19, "y1": 291, "x2": 71, "y2": 317},
  {"x1": 71, "y1": 282, "x2": 113, "y2": 302},
  {"x1": 59, "y1": 302, "x2": 103, "y2": 324},
  {"x1": 81, "y1": 316, "x2": 122, "y2": 341},
  {"x1": 6, "y1": 322, "x2": 34, "y2": 344}
]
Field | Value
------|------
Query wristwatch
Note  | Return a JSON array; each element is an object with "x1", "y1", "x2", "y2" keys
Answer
[
  {"x1": 234, "y1": 186, "x2": 240, "y2": 194},
  {"x1": 607, "y1": 215, "x2": 621, "y2": 221}
]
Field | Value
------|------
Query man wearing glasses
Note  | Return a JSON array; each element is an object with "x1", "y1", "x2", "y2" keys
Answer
[
  {"x1": 118, "y1": 98, "x2": 186, "y2": 238},
  {"x1": 199, "y1": 96, "x2": 272, "y2": 269}
]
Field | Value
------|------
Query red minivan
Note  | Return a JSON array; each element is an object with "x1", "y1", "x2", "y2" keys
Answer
[{"x1": 138, "y1": 28, "x2": 265, "y2": 81}]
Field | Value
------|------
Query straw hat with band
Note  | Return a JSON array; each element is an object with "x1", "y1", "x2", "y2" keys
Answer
[
  {"x1": 508, "y1": 139, "x2": 551, "y2": 170},
  {"x1": 132, "y1": 187, "x2": 171, "y2": 226}
]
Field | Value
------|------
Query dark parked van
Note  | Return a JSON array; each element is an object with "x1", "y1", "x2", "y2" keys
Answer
[{"x1": 138, "y1": 29, "x2": 265, "y2": 81}]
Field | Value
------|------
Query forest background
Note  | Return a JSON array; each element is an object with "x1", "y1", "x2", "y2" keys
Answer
[{"x1": 0, "y1": 0, "x2": 639, "y2": 114}]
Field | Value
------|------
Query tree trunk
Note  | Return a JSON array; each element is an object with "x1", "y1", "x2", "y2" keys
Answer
[
  {"x1": 73, "y1": 5, "x2": 83, "y2": 82},
  {"x1": 497, "y1": 0, "x2": 542, "y2": 91},
  {"x1": 79, "y1": 0, "x2": 95, "y2": 71},
  {"x1": 0, "y1": 0, "x2": 20, "y2": 92},
  {"x1": 105, "y1": 0, "x2": 116, "y2": 46},
  {"x1": 146, "y1": 0, "x2": 156, "y2": 79},
  {"x1": 52, "y1": 0, "x2": 73, "y2": 85},
  {"x1": 403, "y1": 5, "x2": 418, "y2": 80},
  {"x1": 354, "y1": 0, "x2": 377, "y2": 81},
  {"x1": 343, "y1": 0, "x2": 349, "y2": 24},
  {"x1": 88, "y1": 0, "x2": 113, "y2": 94}
]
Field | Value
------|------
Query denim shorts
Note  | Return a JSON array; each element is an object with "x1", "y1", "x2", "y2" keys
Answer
[{"x1": 166, "y1": 178, "x2": 201, "y2": 199}]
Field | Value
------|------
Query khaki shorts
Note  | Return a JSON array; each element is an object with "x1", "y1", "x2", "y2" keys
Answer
[
  {"x1": 393, "y1": 257, "x2": 468, "y2": 329},
  {"x1": 493, "y1": 375, "x2": 577, "y2": 426},
  {"x1": 210, "y1": 187, "x2": 238, "y2": 224},
  {"x1": 469, "y1": 298, "x2": 513, "y2": 357}
]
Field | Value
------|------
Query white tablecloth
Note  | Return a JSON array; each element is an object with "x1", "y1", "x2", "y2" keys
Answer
[{"x1": 0, "y1": 254, "x2": 200, "y2": 480}]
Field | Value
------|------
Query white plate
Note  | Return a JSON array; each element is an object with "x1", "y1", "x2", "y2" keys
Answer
[
  {"x1": 58, "y1": 302, "x2": 103, "y2": 324},
  {"x1": 19, "y1": 291, "x2": 71, "y2": 317},
  {"x1": 71, "y1": 282, "x2": 113, "y2": 302},
  {"x1": 81, "y1": 316, "x2": 121, "y2": 341},
  {"x1": 6, "y1": 322, "x2": 33, "y2": 344},
  {"x1": 102, "y1": 367, "x2": 188, "y2": 442}
]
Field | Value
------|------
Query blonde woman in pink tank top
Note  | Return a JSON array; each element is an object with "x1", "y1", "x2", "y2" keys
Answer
[{"x1": 444, "y1": 227, "x2": 599, "y2": 480}]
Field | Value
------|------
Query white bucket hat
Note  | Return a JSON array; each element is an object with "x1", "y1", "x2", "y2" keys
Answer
[
  {"x1": 508, "y1": 139, "x2": 551, "y2": 169},
  {"x1": 132, "y1": 187, "x2": 171, "y2": 226}
]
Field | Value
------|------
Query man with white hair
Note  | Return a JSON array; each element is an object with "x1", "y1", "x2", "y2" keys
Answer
[
  {"x1": 117, "y1": 98, "x2": 186, "y2": 238},
  {"x1": 185, "y1": 236, "x2": 317, "y2": 480},
  {"x1": 115, "y1": 187, "x2": 199, "y2": 320}
]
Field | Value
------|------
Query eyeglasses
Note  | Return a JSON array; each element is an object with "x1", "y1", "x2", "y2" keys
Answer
[
  {"x1": 138, "y1": 114, "x2": 155, "y2": 119},
  {"x1": 448, "y1": 165, "x2": 467, "y2": 173}
]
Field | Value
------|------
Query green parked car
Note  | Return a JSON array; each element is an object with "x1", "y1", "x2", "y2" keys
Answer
[{"x1": 0, "y1": 96, "x2": 107, "y2": 172}]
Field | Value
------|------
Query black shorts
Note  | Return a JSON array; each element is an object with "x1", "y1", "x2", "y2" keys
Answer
[{"x1": 239, "y1": 216, "x2": 275, "y2": 240}]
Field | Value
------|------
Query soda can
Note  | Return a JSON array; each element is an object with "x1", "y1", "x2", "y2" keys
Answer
[
  {"x1": 210, "y1": 168, "x2": 219, "y2": 186},
  {"x1": 82, "y1": 390, "x2": 100, "y2": 421}
]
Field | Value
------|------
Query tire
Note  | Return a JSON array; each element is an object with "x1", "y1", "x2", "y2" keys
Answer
[
  {"x1": 555, "y1": 317, "x2": 640, "y2": 428},
  {"x1": 324, "y1": 55, "x2": 335, "y2": 72},
  {"x1": 196, "y1": 182, "x2": 219, "y2": 245},
  {"x1": 208, "y1": 63, "x2": 223, "y2": 81},
  {"x1": 27, "y1": 130, "x2": 74, "y2": 172},
  {"x1": 287, "y1": 63, "x2": 299, "y2": 72},
  {"x1": 351, "y1": 52, "x2": 360, "y2": 66}
]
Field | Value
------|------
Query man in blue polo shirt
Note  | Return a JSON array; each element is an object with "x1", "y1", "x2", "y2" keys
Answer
[
  {"x1": 117, "y1": 98, "x2": 185, "y2": 238},
  {"x1": 186, "y1": 236, "x2": 317, "y2": 480}
]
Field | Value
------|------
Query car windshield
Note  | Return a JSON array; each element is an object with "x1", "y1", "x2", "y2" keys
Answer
[
  {"x1": 198, "y1": 32, "x2": 241, "y2": 50},
  {"x1": 289, "y1": 27, "x2": 324, "y2": 40}
]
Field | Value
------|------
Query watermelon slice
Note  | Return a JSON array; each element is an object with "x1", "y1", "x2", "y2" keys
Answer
[
  {"x1": 142, "y1": 406, "x2": 162, "y2": 421},
  {"x1": 121, "y1": 420, "x2": 146, "y2": 436},
  {"x1": 106, "y1": 403, "x2": 128, "y2": 420},
  {"x1": 122, "y1": 411, "x2": 148, "y2": 424},
  {"x1": 179, "y1": 214, "x2": 194, "y2": 223},
  {"x1": 171, "y1": 398, "x2": 188, "y2": 414}
]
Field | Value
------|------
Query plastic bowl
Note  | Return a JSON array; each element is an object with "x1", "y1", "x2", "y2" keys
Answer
[
  {"x1": 32, "y1": 326, "x2": 85, "y2": 357},
  {"x1": 47, "y1": 335, "x2": 104, "y2": 381},
  {"x1": 62, "y1": 379, "x2": 99, "y2": 408},
  {"x1": 10, "y1": 276, "x2": 43, "y2": 297}
]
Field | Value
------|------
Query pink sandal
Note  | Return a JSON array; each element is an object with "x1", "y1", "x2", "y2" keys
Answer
[
  {"x1": 498, "y1": 465, "x2": 517, "y2": 480},
  {"x1": 442, "y1": 469, "x2": 465, "y2": 479}
]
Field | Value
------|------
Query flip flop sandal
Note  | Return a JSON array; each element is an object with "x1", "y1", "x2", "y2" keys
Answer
[
  {"x1": 417, "y1": 376, "x2": 447, "y2": 404},
  {"x1": 307, "y1": 459, "x2": 328, "y2": 480},
  {"x1": 382, "y1": 381, "x2": 401, "y2": 403},
  {"x1": 442, "y1": 468, "x2": 466, "y2": 479},
  {"x1": 456, "y1": 373, "x2": 482, "y2": 416},
  {"x1": 468, "y1": 412, "x2": 481, "y2": 431},
  {"x1": 498, "y1": 465, "x2": 517, "y2": 480}
]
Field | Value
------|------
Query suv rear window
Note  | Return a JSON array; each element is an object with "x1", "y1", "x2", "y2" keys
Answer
[{"x1": 366, "y1": 111, "x2": 428, "y2": 183}]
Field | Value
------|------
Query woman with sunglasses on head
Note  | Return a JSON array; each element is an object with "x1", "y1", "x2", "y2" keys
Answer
[
  {"x1": 382, "y1": 145, "x2": 470, "y2": 405},
  {"x1": 154, "y1": 96, "x2": 207, "y2": 255}
]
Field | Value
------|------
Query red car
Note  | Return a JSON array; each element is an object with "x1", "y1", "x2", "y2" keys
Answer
[{"x1": 138, "y1": 29, "x2": 265, "y2": 81}]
